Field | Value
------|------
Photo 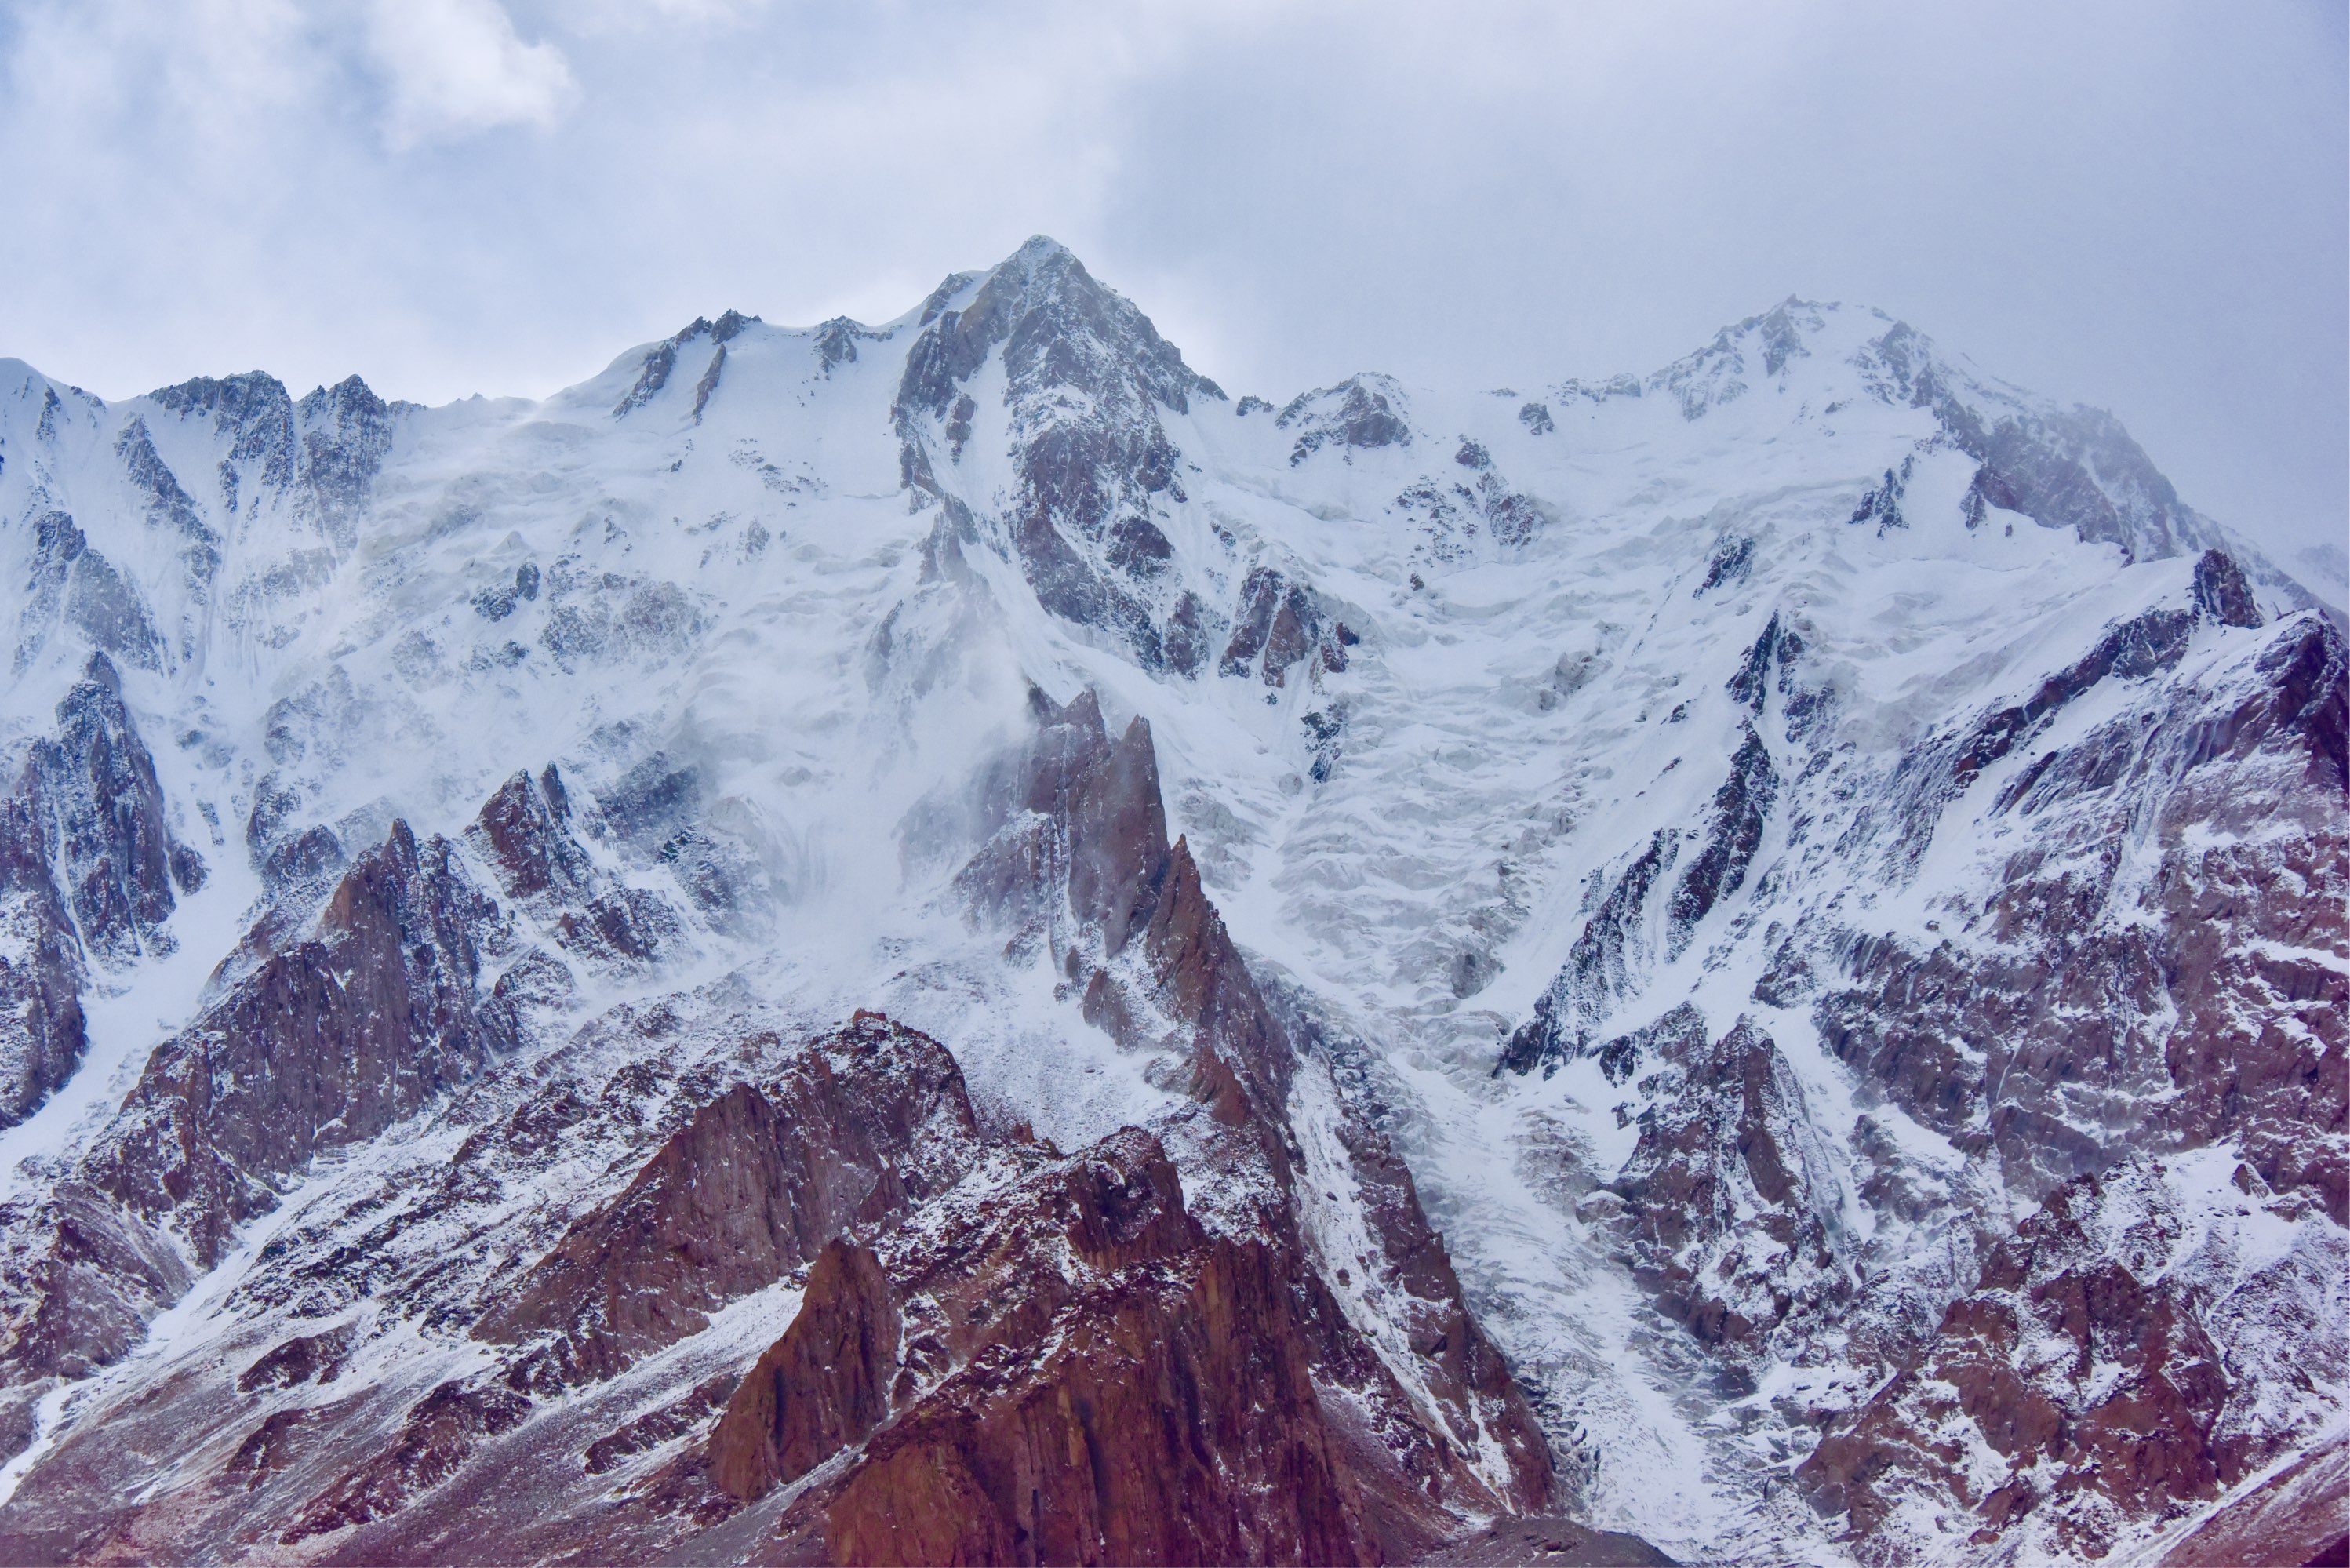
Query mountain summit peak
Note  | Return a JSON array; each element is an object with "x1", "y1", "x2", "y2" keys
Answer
[{"x1": 1005, "y1": 232, "x2": 1079, "y2": 267}]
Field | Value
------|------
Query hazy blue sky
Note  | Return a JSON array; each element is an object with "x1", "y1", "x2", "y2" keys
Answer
[{"x1": 1, "y1": 0, "x2": 2341, "y2": 570}]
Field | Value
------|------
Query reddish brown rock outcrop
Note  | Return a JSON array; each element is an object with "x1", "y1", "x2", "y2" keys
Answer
[
  {"x1": 478, "y1": 1015, "x2": 981, "y2": 1386},
  {"x1": 0, "y1": 816, "x2": 518, "y2": 1394},
  {"x1": 0, "y1": 1183, "x2": 192, "y2": 1381},
  {"x1": 1220, "y1": 565, "x2": 1353, "y2": 686},
  {"x1": 466, "y1": 764, "x2": 674, "y2": 965},
  {"x1": 282, "y1": 1378, "x2": 533, "y2": 1544},
  {"x1": 954, "y1": 689, "x2": 1553, "y2": 1515},
  {"x1": 1602, "y1": 1015, "x2": 1850, "y2": 1360},
  {"x1": 725, "y1": 1127, "x2": 1457, "y2": 1565},
  {"x1": 806, "y1": 1236, "x2": 1372, "y2": 1568},
  {"x1": 237, "y1": 1325, "x2": 354, "y2": 1392},
  {"x1": 2152, "y1": 1432, "x2": 2350, "y2": 1568},
  {"x1": 0, "y1": 678, "x2": 1560, "y2": 1563},
  {"x1": 467, "y1": 765, "x2": 596, "y2": 903},
  {"x1": 1797, "y1": 1164, "x2": 2309, "y2": 1558},
  {"x1": 709, "y1": 1239, "x2": 900, "y2": 1501},
  {"x1": 96, "y1": 818, "x2": 515, "y2": 1269},
  {"x1": 1817, "y1": 609, "x2": 2348, "y2": 1211}
]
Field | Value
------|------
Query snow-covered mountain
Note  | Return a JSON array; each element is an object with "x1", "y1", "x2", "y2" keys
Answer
[{"x1": 0, "y1": 237, "x2": 2339, "y2": 1565}]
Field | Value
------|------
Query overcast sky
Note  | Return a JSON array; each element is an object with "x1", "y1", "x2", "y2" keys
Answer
[{"x1": 1, "y1": 0, "x2": 2341, "y2": 571}]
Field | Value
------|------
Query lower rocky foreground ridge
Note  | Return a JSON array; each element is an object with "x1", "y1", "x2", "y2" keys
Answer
[
  {"x1": 0, "y1": 238, "x2": 2344, "y2": 1563},
  {"x1": 0, "y1": 707, "x2": 1555, "y2": 1565}
]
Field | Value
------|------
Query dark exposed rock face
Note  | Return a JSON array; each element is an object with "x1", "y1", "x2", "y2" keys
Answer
[
  {"x1": 151, "y1": 371, "x2": 299, "y2": 508},
  {"x1": 0, "y1": 1184, "x2": 193, "y2": 1382},
  {"x1": 957, "y1": 688, "x2": 1308, "y2": 1158},
  {"x1": 1942, "y1": 602, "x2": 2199, "y2": 795},
  {"x1": 1505, "y1": 999, "x2": 1853, "y2": 1374},
  {"x1": 92, "y1": 818, "x2": 514, "y2": 1271},
  {"x1": 237, "y1": 1325, "x2": 354, "y2": 1392},
  {"x1": 478, "y1": 1019, "x2": 981, "y2": 1386},
  {"x1": 148, "y1": 370, "x2": 400, "y2": 544},
  {"x1": 0, "y1": 1015, "x2": 983, "y2": 1563},
  {"x1": 1819, "y1": 609, "x2": 2348, "y2": 1210},
  {"x1": 3, "y1": 247, "x2": 2334, "y2": 1568},
  {"x1": 1391, "y1": 446, "x2": 1548, "y2": 562},
  {"x1": 1666, "y1": 724, "x2": 1777, "y2": 955},
  {"x1": 2192, "y1": 548, "x2": 2264, "y2": 630},
  {"x1": 34, "y1": 655, "x2": 202, "y2": 963},
  {"x1": 13, "y1": 509, "x2": 162, "y2": 672},
  {"x1": 689, "y1": 1121, "x2": 1547, "y2": 1564},
  {"x1": 16, "y1": 1006, "x2": 1548, "y2": 1567},
  {"x1": 1220, "y1": 566, "x2": 1353, "y2": 686},
  {"x1": 0, "y1": 655, "x2": 202, "y2": 1126},
  {"x1": 1279, "y1": 374, "x2": 1414, "y2": 465},
  {"x1": 815, "y1": 315, "x2": 889, "y2": 374},
  {"x1": 950, "y1": 687, "x2": 1554, "y2": 1538},
  {"x1": 111, "y1": 418, "x2": 220, "y2": 649},
  {"x1": 747, "y1": 1130, "x2": 1398, "y2": 1566},
  {"x1": 465, "y1": 765, "x2": 674, "y2": 966},
  {"x1": 282, "y1": 1378, "x2": 533, "y2": 1544},
  {"x1": 0, "y1": 790, "x2": 85, "y2": 1130},
  {"x1": 2144, "y1": 1434, "x2": 2350, "y2": 1568},
  {"x1": 1848, "y1": 457, "x2": 1913, "y2": 533},
  {"x1": 605, "y1": 312, "x2": 762, "y2": 426},
  {"x1": 957, "y1": 689, "x2": 1178, "y2": 967},
  {"x1": 1588, "y1": 1002, "x2": 1707, "y2": 1090},
  {"x1": 1767, "y1": 604, "x2": 2349, "y2": 1556},
  {"x1": 1483, "y1": 533, "x2": 2340, "y2": 1559},
  {"x1": 468, "y1": 766, "x2": 596, "y2": 903},
  {"x1": 893, "y1": 237, "x2": 1220, "y2": 671},
  {"x1": 615, "y1": 339, "x2": 678, "y2": 416},
  {"x1": 1696, "y1": 534, "x2": 1755, "y2": 595},
  {"x1": 1602, "y1": 1017, "x2": 1849, "y2": 1359},
  {"x1": 804, "y1": 1270, "x2": 1333, "y2": 1563},
  {"x1": 958, "y1": 686, "x2": 1341, "y2": 1170},
  {"x1": 1500, "y1": 832, "x2": 1673, "y2": 1076},
  {"x1": 2247, "y1": 612, "x2": 2349, "y2": 795},
  {"x1": 1859, "y1": 322, "x2": 2220, "y2": 566},
  {"x1": 689, "y1": 343, "x2": 726, "y2": 421},
  {"x1": 709, "y1": 1238, "x2": 900, "y2": 1501},
  {"x1": 1797, "y1": 1162, "x2": 2335, "y2": 1560},
  {"x1": 1724, "y1": 608, "x2": 1827, "y2": 731}
]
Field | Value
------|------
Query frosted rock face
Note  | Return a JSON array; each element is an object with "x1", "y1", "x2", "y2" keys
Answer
[
  {"x1": 893, "y1": 237, "x2": 1222, "y2": 673},
  {"x1": 1602, "y1": 1015, "x2": 1852, "y2": 1361},
  {"x1": 0, "y1": 791, "x2": 83, "y2": 1129},
  {"x1": 1279, "y1": 373, "x2": 1414, "y2": 464},
  {"x1": 0, "y1": 654, "x2": 203, "y2": 1126},
  {"x1": 34, "y1": 655, "x2": 203, "y2": 963},
  {"x1": 1799, "y1": 1156, "x2": 2350, "y2": 1560},
  {"x1": 0, "y1": 242, "x2": 2337, "y2": 1566},
  {"x1": 93, "y1": 818, "x2": 513, "y2": 1268}
]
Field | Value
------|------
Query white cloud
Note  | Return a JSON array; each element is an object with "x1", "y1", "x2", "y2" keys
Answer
[
  {"x1": 366, "y1": 0, "x2": 575, "y2": 148},
  {"x1": 557, "y1": 0, "x2": 771, "y2": 31}
]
